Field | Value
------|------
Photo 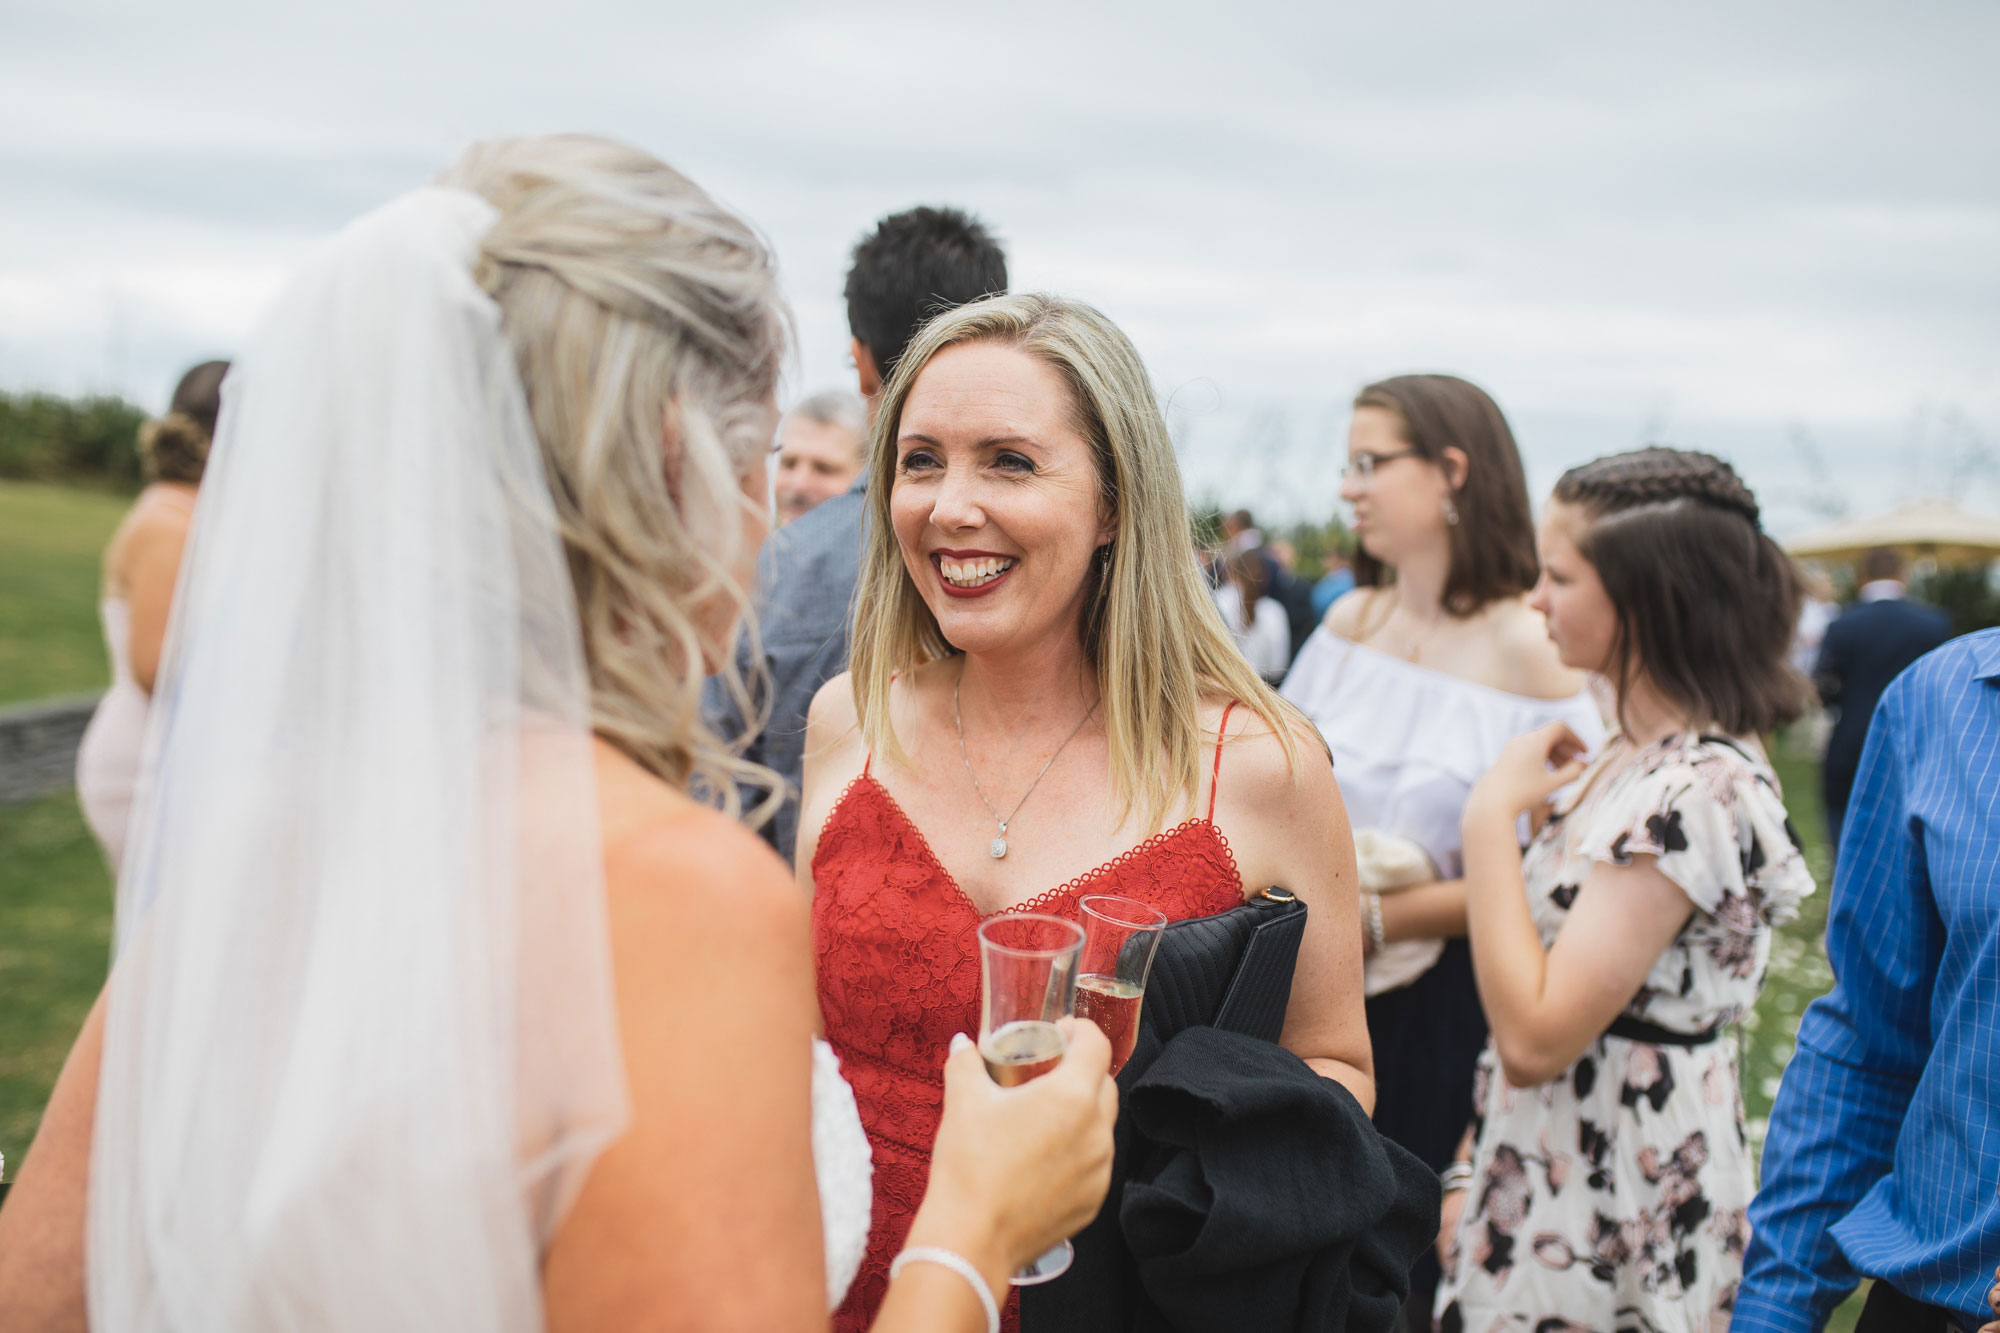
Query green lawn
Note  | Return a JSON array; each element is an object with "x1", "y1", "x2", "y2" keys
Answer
[
  {"x1": 1, "y1": 479, "x2": 123, "y2": 1169},
  {"x1": 0, "y1": 479, "x2": 128, "y2": 704},
  {"x1": 1743, "y1": 745, "x2": 1836, "y2": 1141},
  {"x1": 0, "y1": 789, "x2": 112, "y2": 1167}
]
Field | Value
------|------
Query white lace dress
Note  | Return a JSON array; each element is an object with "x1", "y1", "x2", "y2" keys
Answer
[{"x1": 812, "y1": 1038, "x2": 875, "y2": 1311}]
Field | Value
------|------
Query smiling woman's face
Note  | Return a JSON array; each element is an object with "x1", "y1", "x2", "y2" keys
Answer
[{"x1": 890, "y1": 340, "x2": 1115, "y2": 658}]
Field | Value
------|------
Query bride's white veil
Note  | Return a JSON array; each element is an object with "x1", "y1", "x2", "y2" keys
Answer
[{"x1": 87, "y1": 183, "x2": 628, "y2": 1329}]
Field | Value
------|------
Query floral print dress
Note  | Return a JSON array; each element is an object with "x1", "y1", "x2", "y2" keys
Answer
[{"x1": 1435, "y1": 733, "x2": 1814, "y2": 1333}]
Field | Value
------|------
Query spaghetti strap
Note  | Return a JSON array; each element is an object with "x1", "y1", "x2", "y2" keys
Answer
[{"x1": 1208, "y1": 701, "x2": 1237, "y2": 822}]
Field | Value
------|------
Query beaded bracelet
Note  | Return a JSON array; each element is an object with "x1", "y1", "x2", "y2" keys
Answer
[
  {"x1": 1363, "y1": 891, "x2": 1386, "y2": 953},
  {"x1": 890, "y1": 1245, "x2": 1001, "y2": 1333}
]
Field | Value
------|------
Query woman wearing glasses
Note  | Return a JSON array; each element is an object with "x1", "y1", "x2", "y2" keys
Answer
[{"x1": 1279, "y1": 373, "x2": 1603, "y2": 1325}]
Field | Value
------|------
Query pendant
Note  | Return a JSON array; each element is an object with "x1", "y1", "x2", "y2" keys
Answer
[{"x1": 990, "y1": 834, "x2": 1008, "y2": 859}]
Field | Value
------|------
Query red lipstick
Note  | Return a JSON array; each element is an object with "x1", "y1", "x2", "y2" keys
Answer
[{"x1": 929, "y1": 550, "x2": 1019, "y2": 600}]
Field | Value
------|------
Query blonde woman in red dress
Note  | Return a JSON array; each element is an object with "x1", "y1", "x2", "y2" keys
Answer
[{"x1": 797, "y1": 293, "x2": 1377, "y2": 1332}]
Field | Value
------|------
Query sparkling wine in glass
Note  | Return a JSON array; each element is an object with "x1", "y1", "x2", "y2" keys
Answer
[
  {"x1": 981, "y1": 1016, "x2": 1068, "y2": 1086},
  {"x1": 976, "y1": 911, "x2": 1085, "y2": 1286},
  {"x1": 1075, "y1": 895, "x2": 1167, "y2": 1076}
]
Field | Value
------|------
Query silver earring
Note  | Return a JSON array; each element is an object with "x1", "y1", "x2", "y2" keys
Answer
[
  {"x1": 1096, "y1": 543, "x2": 1114, "y2": 569},
  {"x1": 1442, "y1": 495, "x2": 1459, "y2": 526}
]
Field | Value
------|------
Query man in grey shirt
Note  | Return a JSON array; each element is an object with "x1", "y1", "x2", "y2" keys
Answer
[{"x1": 710, "y1": 205, "x2": 1008, "y2": 864}]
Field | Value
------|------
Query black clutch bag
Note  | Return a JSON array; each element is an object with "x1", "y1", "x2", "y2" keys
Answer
[{"x1": 1121, "y1": 887, "x2": 1307, "y2": 1079}]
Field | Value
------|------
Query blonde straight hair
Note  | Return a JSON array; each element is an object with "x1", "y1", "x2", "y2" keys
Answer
[{"x1": 848, "y1": 292, "x2": 1309, "y2": 830}]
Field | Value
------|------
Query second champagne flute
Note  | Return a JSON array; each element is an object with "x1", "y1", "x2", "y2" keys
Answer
[
  {"x1": 1075, "y1": 895, "x2": 1167, "y2": 1076},
  {"x1": 976, "y1": 912, "x2": 1085, "y2": 1284}
]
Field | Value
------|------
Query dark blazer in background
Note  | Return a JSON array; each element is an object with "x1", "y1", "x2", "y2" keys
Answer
[{"x1": 1813, "y1": 594, "x2": 1951, "y2": 849}]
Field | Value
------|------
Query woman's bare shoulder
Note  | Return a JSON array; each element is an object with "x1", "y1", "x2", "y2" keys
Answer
[
  {"x1": 612, "y1": 797, "x2": 794, "y2": 902},
  {"x1": 125, "y1": 485, "x2": 196, "y2": 539},
  {"x1": 1208, "y1": 695, "x2": 1336, "y2": 806},
  {"x1": 1206, "y1": 695, "x2": 1348, "y2": 901},
  {"x1": 1481, "y1": 600, "x2": 1587, "y2": 701},
  {"x1": 106, "y1": 488, "x2": 195, "y2": 577},
  {"x1": 600, "y1": 784, "x2": 806, "y2": 972},
  {"x1": 809, "y1": 659, "x2": 956, "y2": 758},
  {"x1": 1320, "y1": 587, "x2": 1377, "y2": 639},
  {"x1": 807, "y1": 670, "x2": 859, "y2": 734}
]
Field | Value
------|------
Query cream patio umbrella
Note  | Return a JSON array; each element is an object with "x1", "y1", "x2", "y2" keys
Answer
[{"x1": 1782, "y1": 499, "x2": 2000, "y2": 566}]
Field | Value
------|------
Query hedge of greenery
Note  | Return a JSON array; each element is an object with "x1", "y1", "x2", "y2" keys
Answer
[{"x1": 0, "y1": 392, "x2": 148, "y2": 493}]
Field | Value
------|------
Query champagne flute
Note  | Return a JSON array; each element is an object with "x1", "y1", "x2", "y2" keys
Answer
[
  {"x1": 976, "y1": 911, "x2": 1085, "y2": 1285},
  {"x1": 1075, "y1": 895, "x2": 1167, "y2": 1077}
]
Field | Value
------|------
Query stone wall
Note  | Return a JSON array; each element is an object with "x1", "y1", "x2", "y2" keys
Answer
[{"x1": 0, "y1": 694, "x2": 99, "y2": 804}]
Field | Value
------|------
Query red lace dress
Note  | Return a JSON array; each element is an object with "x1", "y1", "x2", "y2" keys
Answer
[{"x1": 814, "y1": 705, "x2": 1247, "y2": 1332}]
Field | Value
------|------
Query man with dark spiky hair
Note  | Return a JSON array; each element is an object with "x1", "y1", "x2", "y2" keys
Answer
[
  {"x1": 709, "y1": 206, "x2": 1007, "y2": 863},
  {"x1": 841, "y1": 205, "x2": 1008, "y2": 406}
]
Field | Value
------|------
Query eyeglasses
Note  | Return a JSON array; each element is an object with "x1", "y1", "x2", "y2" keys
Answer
[{"x1": 1339, "y1": 449, "x2": 1420, "y2": 485}]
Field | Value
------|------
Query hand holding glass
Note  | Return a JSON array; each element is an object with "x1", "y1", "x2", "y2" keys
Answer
[{"x1": 976, "y1": 912, "x2": 1084, "y2": 1284}]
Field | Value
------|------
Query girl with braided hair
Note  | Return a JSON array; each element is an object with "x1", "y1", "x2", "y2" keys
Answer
[{"x1": 1434, "y1": 447, "x2": 1816, "y2": 1332}]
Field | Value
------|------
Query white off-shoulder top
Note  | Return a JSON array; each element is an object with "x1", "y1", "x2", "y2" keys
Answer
[{"x1": 1281, "y1": 628, "x2": 1607, "y2": 881}]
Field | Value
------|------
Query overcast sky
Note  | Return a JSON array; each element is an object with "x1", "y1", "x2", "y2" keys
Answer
[{"x1": 5, "y1": 0, "x2": 1997, "y2": 531}]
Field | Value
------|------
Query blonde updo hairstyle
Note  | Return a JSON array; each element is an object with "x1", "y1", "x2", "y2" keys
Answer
[
  {"x1": 440, "y1": 136, "x2": 785, "y2": 810},
  {"x1": 848, "y1": 292, "x2": 1310, "y2": 829}
]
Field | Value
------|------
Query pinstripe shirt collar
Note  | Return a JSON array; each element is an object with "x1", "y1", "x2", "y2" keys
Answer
[{"x1": 1970, "y1": 630, "x2": 2000, "y2": 681}]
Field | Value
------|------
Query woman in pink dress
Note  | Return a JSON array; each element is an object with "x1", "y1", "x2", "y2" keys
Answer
[
  {"x1": 74, "y1": 360, "x2": 228, "y2": 869},
  {"x1": 797, "y1": 293, "x2": 1377, "y2": 1332}
]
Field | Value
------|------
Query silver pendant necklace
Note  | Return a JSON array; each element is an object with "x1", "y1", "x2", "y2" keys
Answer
[{"x1": 953, "y1": 670, "x2": 1100, "y2": 859}]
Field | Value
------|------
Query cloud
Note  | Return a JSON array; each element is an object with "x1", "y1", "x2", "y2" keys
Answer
[{"x1": 3, "y1": 0, "x2": 1996, "y2": 523}]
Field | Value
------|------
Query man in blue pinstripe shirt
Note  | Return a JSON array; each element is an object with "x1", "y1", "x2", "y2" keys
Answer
[{"x1": 1738, "y1": 628, "x2": 1999, "y2": 1332}]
